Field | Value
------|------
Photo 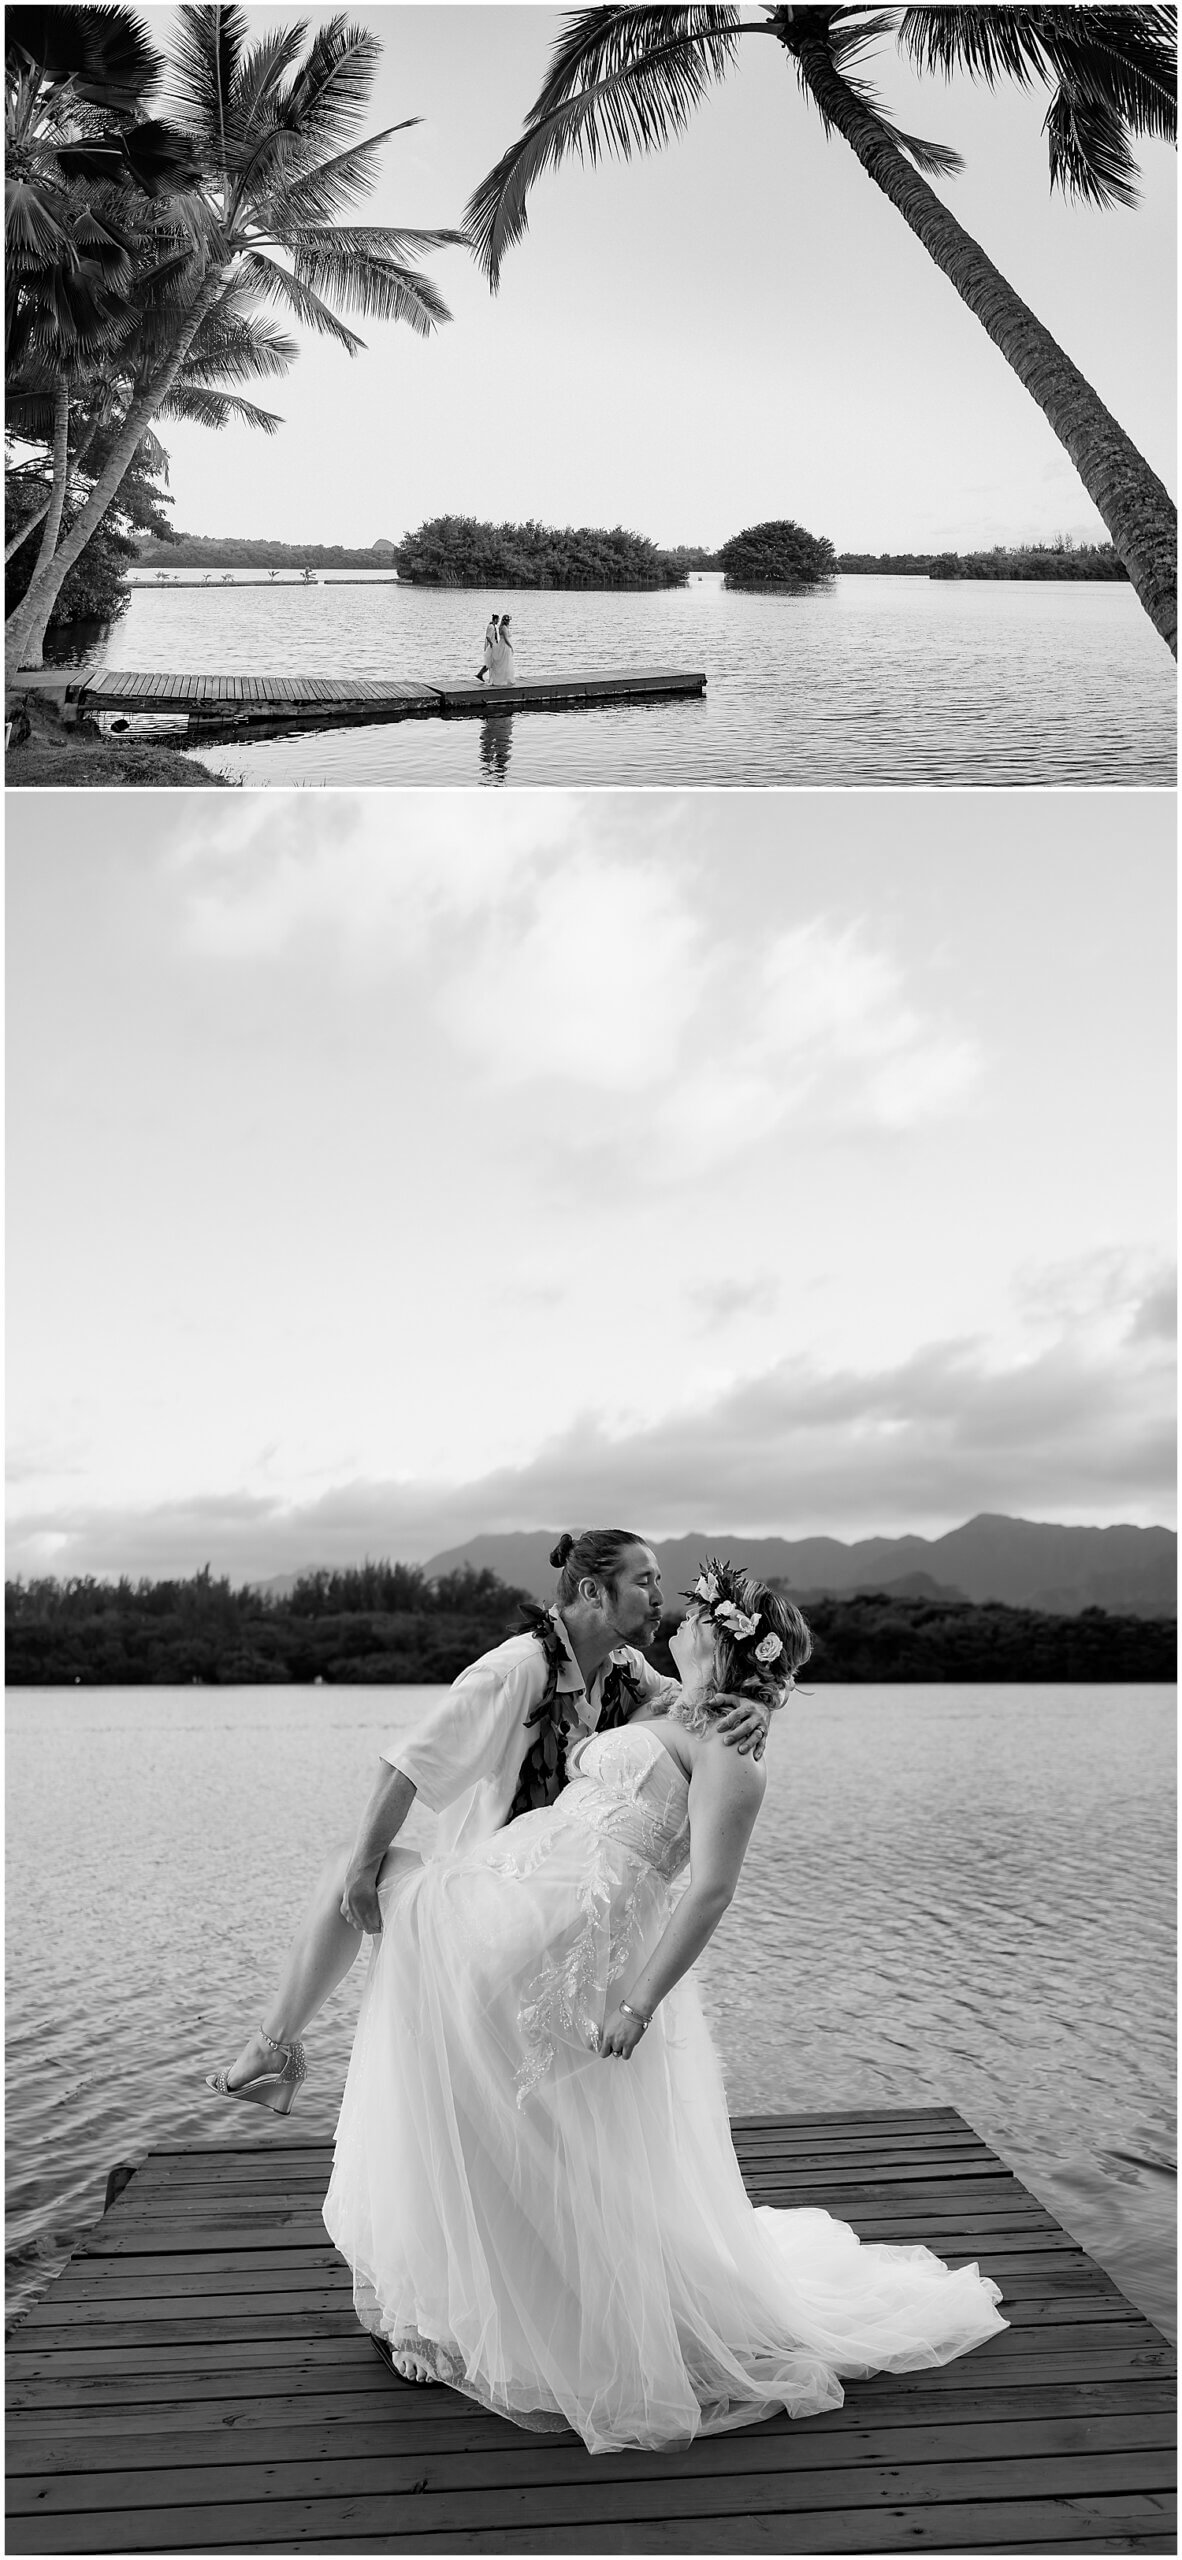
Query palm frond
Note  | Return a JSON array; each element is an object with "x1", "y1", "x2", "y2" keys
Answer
[
  {"x1": 898, "y1": 8, "x2": 1053, "y2": 85},
  {"x1": 168, "y1": 3, "x2": 247, "y2": 143},
  {"x1": 7, "y1": 6, "x2": 162, "y2": 113},
  {"x1": 118, "y1": 115, "x2": 205, "y2": 197},
  {"x1": 291, "y1": 221, "x2": 467, "y2": 256},
  {"x1": 291, "y1": 242, "x2": 451, "y2": 333},
  {"x1": 225, "y1": 23, "x2": 308, "y2": 140},
  {"x1": 1043, "y1": 88, "x2": 1141, "y2": 210},
  {"x1": 897, "y1": 6, "x2": 1176, "y2": 199},
  {"x1": 156, "y1": 383, "x2": 283, "y2": 431},
  {"x1": 186, "y1": 308, "x2": 298, "y2": 381},
  {"x1": 236, "y1": 246, "x2": 367, "y2": 351},
  {"x1": 276, "y1": 17, "x2": 381, "y2": 150},
  {"x1": 5, "y1": 178, "x2": 75, "y2": 263},
  {"x1": 254, "y1": 124, "x2": 423, "y2": 229},
  {"x1": 529, "y1": 7, "x2": 742, "y2": 120},
  {"x1": 466, "y1": 8, "x2": 745, "y2": 287}
]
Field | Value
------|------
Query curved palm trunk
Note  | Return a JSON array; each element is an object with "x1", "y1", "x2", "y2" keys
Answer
[
  {"x1": 7, "y1": 499, "x2": 51, "y2": 564},
  {"x1": 790, "y1": 35, "x2": 1177, "y2": 656},
  {"x1": 5, "y1": 273, "x2": 226, "y2": 681},
  {"x1": 25, "y1": 378, "x2": 72, "y2": 595},
  {"x1": 6, "y1": 412, "x2": 104, "y2": 563}
]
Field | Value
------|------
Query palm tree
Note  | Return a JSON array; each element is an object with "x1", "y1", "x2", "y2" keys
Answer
[
  {"x1": 6, "y1": 8, "x2": 203, "y2": 598},
  {"x1": 7, "y1": 285, "x2": 295, "y2": 647},
  {"x1": 466, "y1": 6, "x2": 1177, "y2": 655},
  {"x1": 6, "y1": 4, "x2": 464, "y2": 678}
]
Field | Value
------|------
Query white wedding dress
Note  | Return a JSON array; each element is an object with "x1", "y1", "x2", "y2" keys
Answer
[{"x1": 323, "y1": 1723, "x2": 1006, "y2": 2455}]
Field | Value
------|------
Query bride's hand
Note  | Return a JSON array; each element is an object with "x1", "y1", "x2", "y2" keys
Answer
[
  {"x1": 596, "y1": 2006, "x2": 648, "y2": 2061},
  {"x1": 340, "y1": 1866, "x2": 383, "y2": 1933},
  {"x1": 714, "y1": 1697, "x2": 770, "y2": 1759}
]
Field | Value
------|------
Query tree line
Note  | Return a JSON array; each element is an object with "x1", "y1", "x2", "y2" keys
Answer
[
  {"x1": 131, "y1": 533, "x2": 1128, "y2": 586},
  {"x1": 6, "y1": 1569, "x2": 1174, "y2": 1689},
  {"x1": 133, "y1": 536, "x2": 399, "y2": 570},
  {"x1": 839, "y1": 544, "x2": 1129, "y2": 581},
  {"x1": 780, "y1": 1591, "x2": 1175, "y2": 1684}
]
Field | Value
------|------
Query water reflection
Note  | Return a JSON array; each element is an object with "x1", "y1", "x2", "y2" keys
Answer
[
  {"x1": 478, "y1": 711, "x2": 514, "y2": 781},
  {"x1": 40, "y1": 614, "x2": 114, "y2": 668}
]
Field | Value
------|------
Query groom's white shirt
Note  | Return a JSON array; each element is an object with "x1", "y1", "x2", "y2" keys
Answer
[{"x1": 384, "y1": 1607, "x2": 665, "y2": 1857}]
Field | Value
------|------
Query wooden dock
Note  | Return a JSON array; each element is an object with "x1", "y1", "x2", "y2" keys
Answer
[
  {"x1": 31, "y1": 664, "x2": 706, "y2": 739},
  {"x1": 6, "y1": 2107, "x2": 1174, "y2": 2554}
]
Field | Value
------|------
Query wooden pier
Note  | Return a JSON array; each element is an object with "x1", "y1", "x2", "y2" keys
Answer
[
  {"x1": 27, "y1": 664, "x2": 706, "y2": 741},
  {"x1": 6, "y1": 2107, "x2": 1174, "y2": 2554}
]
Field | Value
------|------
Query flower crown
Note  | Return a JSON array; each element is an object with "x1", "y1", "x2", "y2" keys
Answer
[{"x1": 680, "y1": 1556, "x2": 791, "y2": 1679}]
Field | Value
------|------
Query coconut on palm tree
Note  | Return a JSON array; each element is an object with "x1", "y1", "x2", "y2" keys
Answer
[
  {"x1": 6, "y1": 3, "x2": 464, "y2": 679},
  {"x1": 466, "y1": 6, "x2": 1177, "y2": 655}
]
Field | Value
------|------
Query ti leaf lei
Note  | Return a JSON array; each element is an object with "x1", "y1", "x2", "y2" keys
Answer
[{"x1": 505, "y1": 1602, "x2": 649, "y2": 1822}]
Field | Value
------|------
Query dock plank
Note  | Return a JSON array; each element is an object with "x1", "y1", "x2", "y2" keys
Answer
[
  {"x1": 4, "y1": 2464, "x2": 1178, "y2": 2552},
  {"x1": 7, "y1": 2111, "x2": 1173, "y2": 2555}
]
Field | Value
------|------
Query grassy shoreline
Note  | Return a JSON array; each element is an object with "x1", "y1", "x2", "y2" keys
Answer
[{"x1": 5, "y1": 696, "x2": 230, "y2": 788}]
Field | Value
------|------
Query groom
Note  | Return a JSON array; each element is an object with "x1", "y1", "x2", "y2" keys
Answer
[{"x1": 341, "y1": 1525, "x2": 772, "y2": 1928}]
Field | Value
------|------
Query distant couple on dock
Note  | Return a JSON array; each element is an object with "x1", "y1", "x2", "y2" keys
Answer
[
  {"x1": 206, "y1": 1527, "x2": 1005, "y2": 2452},
  {"x1": 475, "y1": 610, "x2": 515, "y2": 684}
]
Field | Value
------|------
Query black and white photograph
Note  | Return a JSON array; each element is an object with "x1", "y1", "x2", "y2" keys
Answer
[{"x1": 5, "y1": 4, "x2": 1178, "y2": 2555}]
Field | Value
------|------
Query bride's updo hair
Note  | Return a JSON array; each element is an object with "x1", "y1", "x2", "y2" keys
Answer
[
  {"x1": 551, "y1": 1528, "x2": 646, "y2": 1604},
  {"x1": 680, "y1": 1560, "x2": 811, "y2": 1732}
]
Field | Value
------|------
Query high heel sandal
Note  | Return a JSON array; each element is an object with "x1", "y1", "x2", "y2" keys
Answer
[{"x1": 204, "y1": 2025, "x2": 307, "y2": 2116}]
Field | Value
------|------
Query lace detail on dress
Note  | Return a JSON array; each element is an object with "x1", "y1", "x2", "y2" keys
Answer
[
  {"x1": 515, "y1": 1855, "x2": 623, "y2": 2105},
  {"x1": 560, "y1": 1726, "x2": 691, "y2": 1882},
  {"x1": 513, "y1": 1726, "x2": 690, "y2": 2105}
]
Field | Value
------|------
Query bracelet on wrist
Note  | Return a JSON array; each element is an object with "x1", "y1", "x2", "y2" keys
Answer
[{"x1": 619, "y1": 2001, "x2": 652, "y2": 2031}]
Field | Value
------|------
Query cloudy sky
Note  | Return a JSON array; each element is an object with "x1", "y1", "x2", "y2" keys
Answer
[
  {"x1": 144, "y1": 3, "x2": 1177, "y2": 556},
  {"x1": 6, "y1": 789, "x2": 1174, "y2": 1583}
]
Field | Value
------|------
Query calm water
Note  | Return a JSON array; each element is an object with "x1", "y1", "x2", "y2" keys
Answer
[
  {"x1": 7, "y1": 1682, "x2": 1174, "y2": 2339},
  {"x1": 102, "y1": 571, "x2": 1176, "y2": 788}
]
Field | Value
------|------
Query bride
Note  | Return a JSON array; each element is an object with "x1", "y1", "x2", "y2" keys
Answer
[{"x1": 322, "y1": 1559, "x2": 1006, "y2": 2454}]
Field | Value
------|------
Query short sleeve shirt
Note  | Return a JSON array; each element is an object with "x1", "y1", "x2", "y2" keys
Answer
[{"x1": 384, "y1": 1610, "x2": 666, "y2": 1857}]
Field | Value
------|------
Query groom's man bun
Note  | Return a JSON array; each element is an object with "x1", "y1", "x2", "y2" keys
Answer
[{"x1": 551, "y1": 1528, "x2": 647, "y2": 1602}]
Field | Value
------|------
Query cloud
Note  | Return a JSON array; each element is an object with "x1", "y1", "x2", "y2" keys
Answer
[
  {"x1": 169, "y1": 794, "x2": 576, "y2": 970},
  {"x1": 438, "y1": 893, "x2": 982, "y2": 1182},
  {"x1": 656, "y1": 919, "x2": 982, "y2": 1160},
  {"x1": 168, "y1": 813, "x2": 982, "y2": 1165},
  {"x1": 689, "y1": 1278, "x2": 781, "y2": 1328},
  {"x1": 441, "y1": 853, "x2": 710, "y2": 1092},
  {"x1": 11, "y1": 1300, "x2": 1172, "y2": 1582},
  {"x1": 1016, "y1": 1250, "x2": 1177, "y2": 1349},
  {"x1": 1129, "y1": 1277, "x2": 1178, "y2": 1346}
]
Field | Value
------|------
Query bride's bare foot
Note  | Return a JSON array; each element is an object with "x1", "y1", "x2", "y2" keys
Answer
[{"x1": 391, "y1": 2345, "x2": 439, "y2": 2385}]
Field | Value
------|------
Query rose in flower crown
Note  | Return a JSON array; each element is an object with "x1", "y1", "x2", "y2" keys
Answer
[{"x1": 680, "y1": 1556, "x2": 812, "y2": 1712}]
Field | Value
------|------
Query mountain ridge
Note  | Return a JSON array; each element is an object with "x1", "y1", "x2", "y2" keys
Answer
[{"x1": 421, "y1": 1513, "x2": 1176, "y2": 1619}]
